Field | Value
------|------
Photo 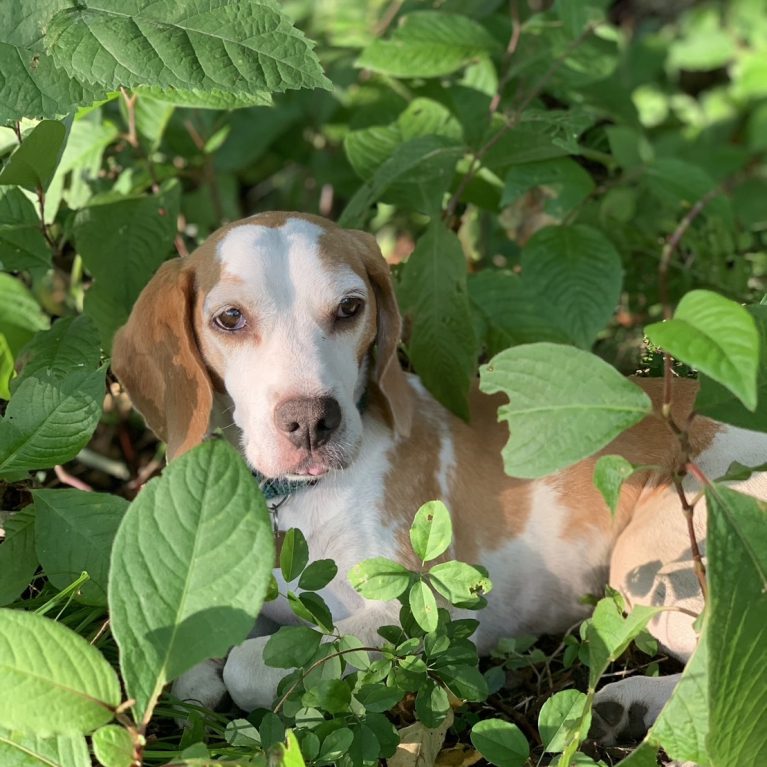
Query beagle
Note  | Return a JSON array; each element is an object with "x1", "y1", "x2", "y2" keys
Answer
[{"x1": 112, "y1": 212, "x2": 767, "y2": 742}]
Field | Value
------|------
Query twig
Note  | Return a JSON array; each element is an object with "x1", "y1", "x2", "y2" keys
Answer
[
  {"x1": 374, "y1": 0, "x2": 403, "y2": 37},
  {"x1": 54, "y1": 465, "x2": 93, "y2": 492},
  {"x1": 671, "y1": 474, "x2": 708, "y2": 600},
  {"x1": 488, "y1": 0, "x2": 522, "y2": 115},
  {"x1": 184, "y1": 118, "x2": 224, "y2": 222},
  {"x1": 120, "y1": 86, "x2": 139, "y2": 149},
  {"x1": 12, "y1": 121, "x2": 22, "y2": 143},
  {"x1": 35, "y1": 186, "x2": 57, "y2": 252}
]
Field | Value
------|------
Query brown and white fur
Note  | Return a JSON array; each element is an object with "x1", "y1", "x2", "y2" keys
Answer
[{"x1": 112, "y1": 212, "x2": 767, "y2": 742}]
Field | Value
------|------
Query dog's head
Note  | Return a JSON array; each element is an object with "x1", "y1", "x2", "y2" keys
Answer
[{"x1": 112, "y1": 213, "x2": 413, "y2": 477}]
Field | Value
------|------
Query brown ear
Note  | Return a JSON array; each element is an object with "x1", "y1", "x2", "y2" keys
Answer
[
  {"x1": 112, "y1": 258, "x2": 213, "y2": 460},
  {"x1": 352, "y1": 230, "x2": 413, "y2": 438}
]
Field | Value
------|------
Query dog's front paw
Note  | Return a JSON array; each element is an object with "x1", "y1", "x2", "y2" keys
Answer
[
  {"x1": 589, "y1": 674, "x2": 681, "y2": 745},
  {"x1": 223, "y1": 635, "x2": 289, "y2": 711}
]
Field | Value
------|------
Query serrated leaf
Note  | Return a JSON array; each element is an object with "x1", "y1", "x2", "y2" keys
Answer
[
  {"x1": 705, "y1": 485, "x2": 767, "y2": 765},
  {"x1": 91, "y1": 724, "x2": 134, "y2": 767},
  {"x1": 0, "y1": 728, "x2": 90, "y2": 767},
  {"x1": 480, "y1": 344, "x2": 652, "y2": 478},
  {"x1": 348, "y1": 557, "x2": 412, "y2": 601},
  {"x1": 280, "y1": 528, "x2": 309, "y2": 583},
  {"x1": 0, "y1": 509, "x2": 38, "y2": 606},
  {"x1": 75, "y1": 183, "x2": 180, "y2": 350},
  {"x1": 109, "y1": 440, "x2": 274, "y2": 724},
  {"x1": 398, "y1": 221, "x2": 478, "y2": 419},
  {"x1": 263, "y1": 626, "x2": 323, "y2": 669},
  {"x1": 0, "y1": 367, "x2": 106, "y2": 478},
  {"x1": 471, "y1": 719, "x2": 529, "y2": 767},
  {"x1": 0, "y1": 120, "x2": 66, "y2": 192},
  {"x1": 696, "y1": 304, "x2": 767, "y2": 431},
  {"x1": 0, "y1": 187, "x2": 51, "y2": 275},
  {"x1": 409, "y1": 500, "x2": 453, "y2": 563},
  {"x1": 538, "y1": 690, "x2": 591, "y2": 754},
  {"x1": 136, "y1": 84, "x2": 272, "y2": 109},
  {"x1": 357, "y1": 11, "x2": 500, "y2": 78},
  {"x1": 646, "y1": 290, "x2": 759, "y2": 411},
  {"x1": 592, "y1": 455, "x2": 638, "y2": 516},
  {"x1": 46, "y1": 2, "x2": 330, "y2": 98},
  {"x1": 33, "y1": 489, "x2": 127, "y2": 606},
  {"x1": 0, "y1": 609, "x2": 120, "y2": 735},
  {"x1": 297, "y1": 559, "x2": 337, "y2": 591},
  {"x1": 408, "y1": 580, "x2": 438, "y2": 633}
]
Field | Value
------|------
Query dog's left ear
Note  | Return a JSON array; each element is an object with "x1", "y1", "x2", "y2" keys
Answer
[{"x1": 351, "y1": 230, "x2": 413, "y2": 438}]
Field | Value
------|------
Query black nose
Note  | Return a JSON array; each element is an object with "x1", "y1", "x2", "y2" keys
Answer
[{"x1": 274, "y1": 397, "x2": 342, "y2": 449}]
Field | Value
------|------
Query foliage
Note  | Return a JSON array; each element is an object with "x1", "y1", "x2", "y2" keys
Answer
[{"x1": 1, "y1": 1, "x2": 767, "y2": 766}]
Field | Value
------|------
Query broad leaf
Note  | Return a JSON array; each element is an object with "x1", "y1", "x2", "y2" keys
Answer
[
  {"x1": 471, "y1": 719, "x2": 529, "y2": 767},
  {"x1": 408, "y1": 580, "x2": 438, "y2": 633},
  {"x1": 480, "y1": 344, "x2": 652, "y2": 478},
  {"x1": 592, "y1": 455, "x2": 638, "y2": 515},
  {"x1": 705, "y1": 485, "x2": 767, "y2": 765},
  {"x1": 415, "y1": 679, "x2": 450, "y2": 729},
  {"x1": 0, "y1": 120, "x2": 66, "y2": 192},
  {"x1": 263, "y1": 626, "x2": 323, "y2": 669},
  {"x1": 0, "y1": 187, "x2": 51, "y2": 275},
  {"x1": 0, "y1": 275, "x2": 50, "y2": 357},
  {"x1": 46, "y1": 1, "x2": 329, "y2": 98},
  {"x1": 356, "y1": 11, "x2": 500, "y2": 78},
  {"x1": 646, "y1": 290, "x2": 759, "y2": 411},
  {"x1": 34, "y1": 489, "x2": 127, "y2": 606},
  {"x1": 0, "y1": 728, "x2": 90, "y2": 767},
  {"x1": 297, "y1": 559, "x2": 337, "y2": 591},
  {"x1": 398, "y1": 221, "x2": 478, "y2": 419},
  {"x1": 0, "y1": 367, "x2": 106, "y2": 478},
  {"x1": 429, "y1": 561, "x2": 491, "y2": 606},
  {"x1": 280, "y1": 528, "x2": 309, "y2": 583},
  {"x1": 91, "y1": 725, "x2": 134, "y2": 767},
  {"x1": 348, "y1": 557, "x2": 412, "y2": 600},
  {"x1": 538, "y1": 690, "x2": 591, "y2": 754},
  {"x1": 0, "y1": 509, "x2": 38, "y2": 606},
  {"x1": 409, "y1": 500, "x2": 453, "y2": 563},
  {"x1": 109, "y1": 440, "x2": 274, "y2": 724},
  {"x1": 0, "y1": 609, "x2": 120, "y2": 735}
]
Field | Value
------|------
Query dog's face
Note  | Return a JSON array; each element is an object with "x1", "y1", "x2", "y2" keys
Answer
[{"x1": 112, "y1": 213, "x2": 413, "y2": 477}]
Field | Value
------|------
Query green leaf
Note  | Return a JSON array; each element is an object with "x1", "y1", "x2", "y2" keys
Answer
[
  {"x1": 356, "y1": 11, "x2": 500, "y2": 78},
  {"x1": 410, "y1": 500, "x2": 453, "y2": 563},
  {"x1": 470, "y1": 719, "x2": 529, "y2": 767},
  {"x1": 0, "y1": 188, "x2": 51, "y2": 275},
  {"x1": 0, "y1": 609, "x2": 120, "y2": 735},
  {"x1": 696, "y1": 305, "x2": 767, "y2": 431},
  {"x1": 0, "y1": 728, "x2": 90, "y2": 767},
  {"x1": 538, "y1": 690, "x2": 591, "y2": 754},
  {"x1": 415, "y1": 680, "x2": 450, "y2": 729},
  {"x1": 555, "y1": 0, "x2": 611, "y2": 37},
  {"x1": 297, "y1": 559, "x2": 337, "y2": 591},
  {"x1": 0, "y1": 120, "x2": 66, "y2": 192},
  {"x1": 91, "y1": 724, "x2": 134, "y2": 767},
  {"x1": 408, "y1": 580, "x2": 438, "y2": 633},
  {"x1": 646, "y1": 290, "x2": 759, "y2": 411},
  {"x1": 0, "y1": 367, "x2": 106, "y2": 478},
  {"x1": 705, "y1": 485, "x2": 767, "y2": 766},
  {"x1": 259, "y1": 712, "x2": 285, "y2": 749},
  {"x1": 336, "y1": 635, "x2": 370, "y2": 671},
  {"x1": 643, "y1": 159, "x2": 728, "y2": 220},
  {"x1": 281, "y1": 528, "x2": 310, "y2": 583},
  {"x1": 33, "y1": 489, "x2": 127, "y2": 606},
  {"x1": 0, "y1": 509, "x2": 38, "y2": 606},
  {"x1": 109, "y1": 440, "x2": 274, "y2": 724},
  {"x1": 136, "y1": 84, "x2": 272, "y2": 110},
  {"x1": 281, "y1": 730, "x2": 307, "y2": 767},
  {"x1": 592, "y1": 455, "x2": 638, "y2": 516},
  {"x1": 46, "y1": 2, "x2": 330, "y2": 98},
  {"x1": 339, "y1": 136, "x2": 462, "y2": 227},
  {"x1": 263, "y1": 626, "x2": 323, "y2": 669},
  {"x1": 0, "y1": 274, "x2": 50, "y2": 357},
  {"x1": 302, "y1": 679, "x2": 351, "y2": 715},
  {"x1": 75, "y1": 184, "x2": 180, "y2": 351},
  {"x1": 585, "y1": 598, "x2": 663, "y2": 687},
  {"x1": 288, "y1": 591, "x2": 334, "y2": 633},
  {"x1": 318, "y1": 727, "x2": 354, "y2": 763},
  {"x1": 0, "y1": 335, "x2": 12, "y2": 400},
  {"x1": 398, "y1": 222, "x2": 478, "y2": 419},
  {"x1": 355, "y1": 684, "x2": 404, "y2": 713},
  {"x1": 479, "y1": 344, "x2": 652, "y2": 478},
  {"x1": 348, "y1": 557, "x2": 412, "y2": 601},
  {"x1": 716, "y1": 460, "x2": 767, "y2": 482},
  {"x1": 520, "y1": 225, "x2": 623, "y2": 350},
  {"x1": 13, "y1": 316, "x2": 101, "y2": 393},
  {"x1": 429, "y1": 561, "x2": 491, "y2": 606}
]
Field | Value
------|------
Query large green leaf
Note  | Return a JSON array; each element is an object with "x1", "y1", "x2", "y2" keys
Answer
[
  {"x1": 398, "y1": 221, "x2": 478, "y2": 419},
  {"x1": 0, "y1": 275, "x2": 50, "y2": 357},
  {"x1": 0, "y1": 609, "x2": 120, "y2": 735},
  {"x1": 0, "y1": 188, "x2": 51, "y2": 275},
  {"x1": 470, "y1": 719, "x2": 529, "y2": 767},
  {"x1": 0, "y1": 728, "x2": 90, "y2": 767},
  {"x1": 645, "y1": 290, "x2": 759, "y2": 411},
  {"x1": 356, "y1": 11, "x2": 500, "y2": 78},
  {"x1": 0, "y1": 509, "x2": 38, "y2": 607},
  {"x1": 0, "y1": 367, "x2": 106, "y2": 479},
  {"x1": 0, "y1": 121, "x2": 66, "y2": 192},
  {"x1": 34, "y1": 489, "x2": 127, "y2": 606},
  {"x1": 109, "y1": 440, "x2": 274, "y2": 724},
  {"x1": 479, "y1": 343, "x2": 652, "y2": 478},
  {"x1": 696, "y1": 304, "x2": 767, "y2": 431},
  {"x1": 705, "y1": 485, "x2": 767, "y2": 765},
  {"x1": 46, "y1": 1, "x2": 329, "y2": 99},
  {"x1": 74, "y1": 183, "x2": 180, "y2": 350}
]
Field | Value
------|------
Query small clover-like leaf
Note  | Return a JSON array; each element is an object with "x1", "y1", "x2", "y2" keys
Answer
[{"x1": 410, "y1": 500, "x2": 453, "y2": 562}]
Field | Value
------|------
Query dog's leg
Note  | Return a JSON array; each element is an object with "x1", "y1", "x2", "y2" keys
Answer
[{"x1": 171, "y1": 657, "x2": 228, "y2": 713}]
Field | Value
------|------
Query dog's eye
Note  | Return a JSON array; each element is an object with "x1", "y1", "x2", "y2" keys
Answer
[
  {"x1": 336, "y1": 297, "x2": 363, "y2": 320},
  {"x1": 214, "y1": 307, "x2": 246, "y2": 331}
]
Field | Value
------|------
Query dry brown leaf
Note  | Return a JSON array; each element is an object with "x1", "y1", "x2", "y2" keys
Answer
[{"x1": 387, "y1": 711, "x2": 454, "y2": 767}]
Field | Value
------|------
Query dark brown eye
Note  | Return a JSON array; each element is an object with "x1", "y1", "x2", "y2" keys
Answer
[
  {"x1": 336, "y1": 297, "x2": 363, "y2": 320},
  {"x1": 214, "y1": 307, "x2": 246, "y2": 331}
]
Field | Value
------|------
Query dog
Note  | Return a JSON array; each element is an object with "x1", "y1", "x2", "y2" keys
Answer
[{"x1": 112, "y1": 211, "x2": 767, "y2": 743}]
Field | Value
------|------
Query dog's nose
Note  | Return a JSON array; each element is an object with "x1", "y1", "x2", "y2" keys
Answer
[{"x1": 274, "y1": 397, "x2": 342, "y2": 449}]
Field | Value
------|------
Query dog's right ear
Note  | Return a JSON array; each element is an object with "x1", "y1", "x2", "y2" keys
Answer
[{"x1": 112, "y1": 259, "x2": 213, "y2": 460}]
